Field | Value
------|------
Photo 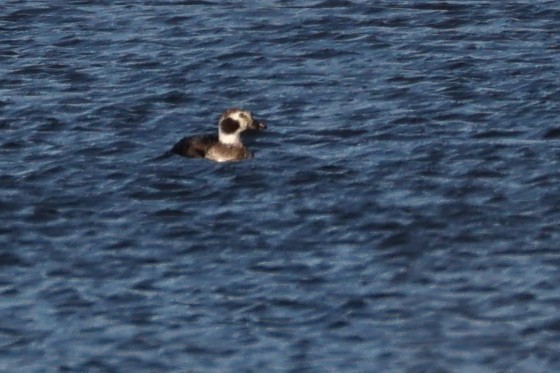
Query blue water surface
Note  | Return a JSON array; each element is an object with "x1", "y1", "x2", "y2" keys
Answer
[{"x1": 2, "y1": 1, "x2": 560, "y2": 372}]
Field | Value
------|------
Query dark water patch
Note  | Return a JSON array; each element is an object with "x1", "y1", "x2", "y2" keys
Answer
[
  {"x1": 52, "y1": 36, "x2": 84, "y2": 48},
  {"x1": 4, "y1": 7, "x2": 55, "y2": 22},
  {"x1": 318, "y1": 128, "x2": 369, "y2": 139},
  {"x1": 471, "y1": 129, "x2": 525, "y2": 139},
  {"x1": 461, "y1": 168, "x2": 505, "y2": 179},
  {"x1": 0, "y1": 252, "x2": 27, "y2": 268},
  {"x1": 542, "y1": 127, "x2": 560, "y2": 139},
  {"x1": 0, "y1": 49, "x2": 18, "y2": 58},
  {"x1": 0, "y1": 141, "x2": 25, "y2": 151},
  {"x1": 310, "y1": 0, "x2": 357, "y2": 8}
]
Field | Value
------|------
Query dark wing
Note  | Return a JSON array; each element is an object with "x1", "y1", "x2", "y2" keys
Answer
[{"x1": 171, "y1": 135, "x2": 218, "y2": 158}]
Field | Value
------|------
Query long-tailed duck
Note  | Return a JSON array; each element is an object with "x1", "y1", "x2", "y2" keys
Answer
[{"x1": 171, "y1": 108, "x2": 266, "y2": 162}]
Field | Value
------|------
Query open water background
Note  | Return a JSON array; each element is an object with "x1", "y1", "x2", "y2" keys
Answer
[{"x1": 2, "y1": 1, "x2": 560, "y2": 372}]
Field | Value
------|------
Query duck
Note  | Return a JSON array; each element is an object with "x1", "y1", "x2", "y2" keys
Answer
[{"x1": 171, "y1": 108, "x2": 266, "y2": 162}]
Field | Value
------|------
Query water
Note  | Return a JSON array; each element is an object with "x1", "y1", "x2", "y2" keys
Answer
[{"x1": 2, "y1": 1, "x2": 560, "y2": 372}]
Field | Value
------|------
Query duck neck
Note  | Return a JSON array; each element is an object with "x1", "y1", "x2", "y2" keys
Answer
[{"x1": 219, "y1": 131, "x2": 242, "y2": 146}]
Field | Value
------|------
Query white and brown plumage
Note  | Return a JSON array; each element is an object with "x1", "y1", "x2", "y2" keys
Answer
[{"x1": 171, "y1": 108, "x2": 266, "y2": 162}]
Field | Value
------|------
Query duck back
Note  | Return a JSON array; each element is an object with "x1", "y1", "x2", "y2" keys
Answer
[{"x1": 171, "y1": 135, "x2": 218, "y2": 158}]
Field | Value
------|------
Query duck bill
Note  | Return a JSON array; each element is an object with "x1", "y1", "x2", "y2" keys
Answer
[{"x1": 249, "y1": 119, "x2": 266, "y2": 130}]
